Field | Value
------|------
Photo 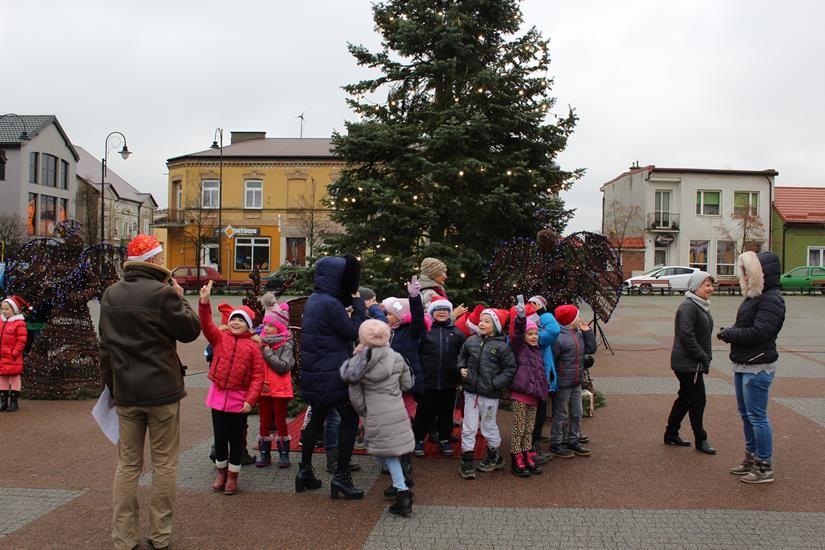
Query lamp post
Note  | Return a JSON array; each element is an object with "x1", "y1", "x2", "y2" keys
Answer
[
  {"x1": 211, "y1": 128, "x2": 224, "y2": 276},
  {"x1": 102, "y1": 132, "x2": 132, "y2": 244}
]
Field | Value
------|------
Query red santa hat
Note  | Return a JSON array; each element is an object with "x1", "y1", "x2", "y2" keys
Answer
[
  {"x1": 127, "y1": 234, "x2": 163, "y2": 262},
  {"x1": 2, "y1": 295, "x2": 31, "y2": 315},
  {"x1": 217, "y1": 303, "x2": 235, "y2": 325},
  {"x1": 554, "y1": 304, "x2": 580, "y2": 328},
  {"x1": 480, "y1": 308, "x2": 509, "y2": 335},
  {"x1": 426, "y1": 296, "x2": 454, "y2": 316},
  {"x1": 228, "y1": 306, "x2": 256, "y2": 329},
  {"x1": 463, "y1": 304, "x2": 487, "y2": 335}
]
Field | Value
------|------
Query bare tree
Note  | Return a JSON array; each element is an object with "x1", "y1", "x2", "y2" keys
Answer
[
  {"x1": 718, "y1": 210, "x2": 767, "y2": 257},
  {"x1": 603, "y1": 199, "x2": 643, "y2": 258},
  {"x1": 293, "y1": 177, "x2": 336, "y2": 266},
  {"x1": 0, "y1": 213, "x2": 27, "y2": 260},
  {"x1": 182, "y1": 199, "x2": 218, "y2": 287},
  {"x1": 76, "y1": 181, "x2": 100, "y2": 244}
]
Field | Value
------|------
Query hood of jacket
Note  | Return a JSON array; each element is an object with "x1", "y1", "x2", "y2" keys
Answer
[
  {"x1": 362, "y1": 346, "x2": 394, "y2": 383},
  {"x1": 738, "y1": 251, "x2": 781, "y2": 298},
  {"x1": 313, "y1": 255, "x2": 360, "y2": 305}
]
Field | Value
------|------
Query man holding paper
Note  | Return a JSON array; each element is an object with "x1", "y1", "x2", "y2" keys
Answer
[{"x1": 99, "y1": 234, "x2": 201, "y2": 550}]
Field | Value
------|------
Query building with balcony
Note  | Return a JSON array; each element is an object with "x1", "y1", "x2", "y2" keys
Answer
[
  {"x1": 771, "y1": 186, "x2": 825, "y2": 270},
  {"x1": 74, "y1": 145, "x2": 158, "y2": 245},
  {"x1": 156, "y1": 133, "x2": 342, "y2": 283},
  {"x1": 601, "y1": 164, "x2": 777, "y2": 278},
  {"x1": 0, "y1": 115, "x2": 79, "y2": 237}
]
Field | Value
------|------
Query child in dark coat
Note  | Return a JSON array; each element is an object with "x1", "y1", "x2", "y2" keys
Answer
[
  {"x1": 509, "y1": 295, "x2": 548, "y2": 476},
  {"x1": 413, "y1": 298, "x2": 466, "y2": 457}
]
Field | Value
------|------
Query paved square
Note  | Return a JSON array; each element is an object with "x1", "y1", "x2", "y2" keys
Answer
[
  {"x1": 363, "y1": 506, "x2": 825, "y2": 549},
  {"x1": 0, "y1": 488, "x2": 85, "y2": 538},
  {"x1": 595, "y1": 376, "x2": 734, "y2": 395},
  {"x1": 775, "y1": 397, "x2": 825, "y2": 429}
]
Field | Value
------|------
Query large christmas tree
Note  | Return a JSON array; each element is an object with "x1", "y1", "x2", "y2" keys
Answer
[{"x1": 327, "y1": 0, "x2": 580, "y2": 301}]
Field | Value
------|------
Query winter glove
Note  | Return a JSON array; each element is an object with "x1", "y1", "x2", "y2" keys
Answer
[
  {"x1": 515, "y1": 294, "x2": 526, "y2": 318},
  {"x1": 407, "y1": 275, "x2": 421, "y2": 299}
]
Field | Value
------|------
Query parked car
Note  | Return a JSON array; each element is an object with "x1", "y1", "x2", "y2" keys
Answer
[
  {"x1": 240, "y1": 272, "x2": 287, "y2": 291},
  {"x1": 623, "y1": 266, "x2": 699, "y2": 294},
  {"x1": 779, "y1": 265, "x2": 825, "y2": 292},
  {"x1": 171, "y1": 266, "x2": 224, "y2": 290}
]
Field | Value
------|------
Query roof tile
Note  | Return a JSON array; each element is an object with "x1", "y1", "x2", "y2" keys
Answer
[{"x1": 773, "y1": 187, "x2": 825, "y2": 223}]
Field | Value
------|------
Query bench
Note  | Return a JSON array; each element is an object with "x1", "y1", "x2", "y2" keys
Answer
[
  {"x1": 808, "y1": 280, "x2": 825, "y2": 296},
  {"x1": 715, "y1": 278, "x2": 741, "y2": 295},
  {"x1": 632, "y1": 279, "x2": 672, "y2": 296}
]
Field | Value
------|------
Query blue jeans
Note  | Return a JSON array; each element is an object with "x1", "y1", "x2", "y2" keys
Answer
[
  {"x1": 734, "y1": 371, "x2": 775, "y2": 461},
  {"x1": 376, "y1": 456, "x2": 407, "y2": 491}
]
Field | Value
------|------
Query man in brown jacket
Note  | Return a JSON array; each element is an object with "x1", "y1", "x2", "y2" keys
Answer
[{"x1": 99, "y1": 234, "x2": 200, "y2": 550}]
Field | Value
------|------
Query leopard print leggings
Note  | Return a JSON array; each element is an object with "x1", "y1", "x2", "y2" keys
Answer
[{"x1": 510, "y1": 400, "x2": 538, "y2": 454}]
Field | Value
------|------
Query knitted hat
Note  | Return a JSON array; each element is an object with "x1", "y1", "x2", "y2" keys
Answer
[
  {"x1": 528, "y1": 295, "x2": 548, "y2": 311},
  {"x1": 2, "y1": 295, "x2": 31, "y2": 315},
  {"x1": 420, "y1": 257, "x2": 447, "y2": 279},
  {"x1": 229, "y1": 306, "x2": 256, "y2": 329},
  {"x1": 554, "y1": 304, "x2": 579, "y2": 328},
  {"x1": 687, "y1": 271, "x2": 714, "y2": 293},
  {"x1": 382, "y1": 297, "x2": 411, "y2": 323},
  {"x1": 127, "y1": 234, "x2": 163, "y2": 262},
  {"x1": 480, "y1": 308, "x2": 509, "y2": 335},
  {"x1": 217, "y1": 303, "x2": 235, "y2": 325},
  {"x1": 264, "y1": 302, "x2": 289, "y2": 327},
  {"x1": 427, "y1": 296, "x2": 453, "y2": 316},
  {"x1": 526, "y1": 320, "x2": 539, "y2": 333},
  {"x1": 358, "y1": 287, "x2": 376, "y2": 302},
  {"x1": 358, "y1": 319, "x2": 391, "y2": 348}
]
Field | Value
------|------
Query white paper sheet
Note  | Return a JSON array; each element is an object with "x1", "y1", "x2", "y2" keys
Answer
[{"x1": 92, "y1": 386, "x2": 119, "y2": 444}]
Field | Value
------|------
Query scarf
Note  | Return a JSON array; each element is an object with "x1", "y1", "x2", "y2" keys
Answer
[
  {"x1": 685, "y1": 291, "x2": 710, "y2": 312},
  {"x1": 261, "y1": 331, "x2": 290, "y2": 351}
]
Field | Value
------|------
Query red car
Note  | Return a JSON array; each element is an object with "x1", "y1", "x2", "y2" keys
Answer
[{"x1": 171, "y1": 266, "x2": 224, "y2": 290}]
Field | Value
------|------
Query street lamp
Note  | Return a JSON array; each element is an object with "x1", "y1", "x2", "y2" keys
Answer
[
  {"x1": 211, "y1": 128, "x2": 224, "y2": 275},
  {"x1": 102, "y1": 131, "x2": 132, "y2": 244}
]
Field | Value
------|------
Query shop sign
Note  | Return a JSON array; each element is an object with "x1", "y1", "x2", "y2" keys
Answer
[
  {"x1": 223, "y1": 225, "x2": 260, "y2": 238},
  {"x1": 655, "y1": 234, "x2": 675, "y2": 246}
]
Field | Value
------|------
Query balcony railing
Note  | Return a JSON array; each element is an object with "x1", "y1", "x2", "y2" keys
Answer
[{"x1": 646, "y1": 212, "x2": 680, "y2": 232}]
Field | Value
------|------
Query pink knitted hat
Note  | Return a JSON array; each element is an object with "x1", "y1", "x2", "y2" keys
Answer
[{"x1": 358, "y1": 319, "x2": 391, "y2": 348}]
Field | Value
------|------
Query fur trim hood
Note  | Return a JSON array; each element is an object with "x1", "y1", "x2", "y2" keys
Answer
[{"x1": 738, "y1": 251, "x2": 781, "y2": 298}]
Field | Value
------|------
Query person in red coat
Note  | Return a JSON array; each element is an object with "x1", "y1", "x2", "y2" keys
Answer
[
  {"x1": 0, "y1": 295, "x2": 29, "y2": 412},
  {"x1": 199, "y1": 280, "x2": 265, "y2": 495}
]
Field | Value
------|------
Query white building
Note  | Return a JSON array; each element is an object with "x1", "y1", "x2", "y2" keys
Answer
[
  {"x1": 0, "y1": 114, "x2": 79, "y2": 237},
  {"x1": 601, "y1": 164, "x2": 778, "y2": 278}
]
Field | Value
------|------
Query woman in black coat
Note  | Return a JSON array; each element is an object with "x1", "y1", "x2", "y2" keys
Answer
[{"x1": 665, "y1": 270, "x2": 717, "y2": 454}]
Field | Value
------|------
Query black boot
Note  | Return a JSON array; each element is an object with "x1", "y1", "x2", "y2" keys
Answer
[
  {"x1": 6, "y1": 391, "x2": 19, "y2": 412},
  {"x1": 400, "y1": 453, "x2": 414, "y2": 488},
  {"x1": 295, "y1": 464, "x2": 322, "y2": 493},
  {"x1": 325, "y1": 447, "x2": 339, "y2": 474},
  {"x1": 695, "y1": 437, "x2": 716, "y2": 455},
  {"x1": 0, "y1": 390, "x2": 8, "y2": 412},
  {"x1": 330, "y1": 471, "x2": 364, "y2": 500},
  {"x1": 388, "y1": 489, "x2": 413, "y2": 517},
  {"x1": 664, "y1": 431, "x2": 691, "y2": 447}
]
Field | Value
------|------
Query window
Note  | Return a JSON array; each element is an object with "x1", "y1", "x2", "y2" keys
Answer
[
  {"x1": 174, "y1": 182, "x2": 182, "y2": 209},
  {"x1": 674, "y1": 268, "x2": 694, "y2": 275},
  {"x1": 689, "y1": 240, "x2": 709, "y2": 270},
  {"x1": 654, "y1": 190, "x2": 671, "y2": 227},
  {"x1": 201, "y1": 244, "x2": 219, "y2": 267},
  {"x1": 696, "y1": 190, "x2": 720, "y2": 216},
  {"x1": 40, "y1": 195, "x2": 57, "y2": 236},
  {"x1": 813, "y1": 267, "x2": 825, "y2": 277},
  {"x1": 122, "y1": 220, "x2": 129, "y2": 240},
  {"x1": 808, "y1": 247, "x2": 825, "y2": 267},
  {"x1": 789, "y1": 267, "x2": 808, "y2": 277},
  {"x1": 41, "y1": 154, "x2": 58, "y2": 187},
  {"x1": 717, "y1": 240, "x2": 736, "y2": 276},
  {"x1": 734, "y1": 191, "x2": 759, "y2": 217},
  {"x1": 0, "y1": 152, "x2": 6, "y2": 180},
  {"x1": 27, "y1": 193, "x2": 38, "y2": 235},
  {"x1": 143, "y1": 220, "x2": 149, "y2": 235},
  {"x1": 654, "y1": 248, "x2": 667, "y2": 266},
  {"x1": 245, "y1": 180, "x2": 263, "y2": 209},
  {"x1": 29, "y1": 152, "x2": 39, "y2": 183},
  {"x1": 234, "y1": 237, "x2": 270, "y2": 272},
  {"x1": 286, "y1": 237, "x2": 306, "y2": 265},
  {"x1": 201, "y1": 180, "x2": 220, "y2": 209},
  {"x1": 60, "y1": 160, "x2": 69, "y2": 189},
  {"x1": 59, "y1": 198, "x2": 68, "y2": 222}
]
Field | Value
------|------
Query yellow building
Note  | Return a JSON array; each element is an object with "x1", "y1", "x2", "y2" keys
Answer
[{"x1": 156, "y1": 133, "x2": 341, "y2": 283}]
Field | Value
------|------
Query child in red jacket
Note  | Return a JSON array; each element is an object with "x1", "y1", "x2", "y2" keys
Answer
[
  {"x1": 0, "y1": 295, "x2": 29, "y2": 412},
  {"x1": 255, "y1": 305, "x2": 295, "y2": 468},
  {"x1": 199, "y1": 281, "x2": 265, "y2": 495}
]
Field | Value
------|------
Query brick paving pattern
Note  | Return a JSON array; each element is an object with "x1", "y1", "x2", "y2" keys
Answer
[
  {"x1": 595, "y1": 376, "x2": 734, "y2": 395},
  {"x1": 364, "y1": 506, "x2": 825, "y2": 549},
  {"x1": 0, "y1": 488, "x2": 85, "y2": 538},
  {"x1": 775, "y1": 397, "x2": 825, "y2": 429}
]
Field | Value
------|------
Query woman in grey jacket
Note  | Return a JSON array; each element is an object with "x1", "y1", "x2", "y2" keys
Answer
[{"x1": 664, "y1": 271, "x2": 716, "y2": 454}]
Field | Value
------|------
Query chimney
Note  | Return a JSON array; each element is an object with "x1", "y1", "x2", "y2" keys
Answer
[{"x1": 231, "y1": 131, "x2": 266, "y2": 145}]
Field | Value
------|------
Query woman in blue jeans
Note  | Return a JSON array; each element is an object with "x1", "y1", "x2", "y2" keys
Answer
[{"x1": 718, "y1": 251, "x2": 786, "y2": 484}]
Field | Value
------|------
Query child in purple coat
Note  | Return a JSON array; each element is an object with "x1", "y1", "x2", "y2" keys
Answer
[{"x1": 509, "y1": 295, "x2": 548, "y2": 477}]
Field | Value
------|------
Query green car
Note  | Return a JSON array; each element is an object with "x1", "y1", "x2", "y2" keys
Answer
[{"x1": 779, "y1": 265, "x2": 825, "y2": 292}]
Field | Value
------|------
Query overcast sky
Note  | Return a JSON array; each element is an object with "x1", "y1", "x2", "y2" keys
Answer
[{"x1": 3, "y1": 0, "x2": 824, "y2": 232}]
